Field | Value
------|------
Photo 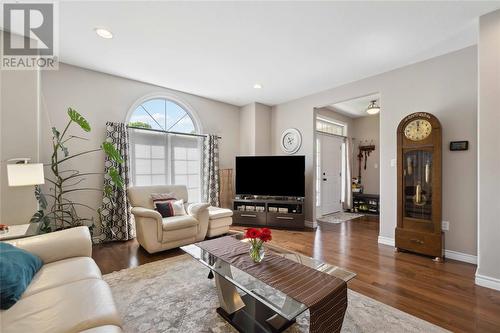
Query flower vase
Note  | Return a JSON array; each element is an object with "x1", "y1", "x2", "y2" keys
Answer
[{"x1": 249, "y1": 243, "x2": 265, "y2": 263}]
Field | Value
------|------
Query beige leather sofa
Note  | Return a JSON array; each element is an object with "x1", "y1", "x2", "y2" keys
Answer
[
  {"x1": 1, "y1": 227, "x2": 122, "y2": 333},
  {"x1": 128, "y1": 185, "x2": 210, "y2": 253}
]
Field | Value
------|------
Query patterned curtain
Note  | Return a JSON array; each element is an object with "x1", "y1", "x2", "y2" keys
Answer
[
  {"x1": 203, "y1": 134, "x2": 220, "y2": 207},
  {"x1": 98, "y1": 122, "x2": 135, "y2": 242}
]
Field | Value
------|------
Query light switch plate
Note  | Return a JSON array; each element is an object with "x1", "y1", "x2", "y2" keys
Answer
[
  {"x1": 442, "y1": 221, "x2": 449, "y2": 231},
  {"x1": 390, "y1": 159, "x2": 396, "y2": 167}
]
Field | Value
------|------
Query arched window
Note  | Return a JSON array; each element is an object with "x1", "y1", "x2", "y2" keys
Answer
[{"x1": 127, "y1": 97, "x2": 202, "y2": 202}]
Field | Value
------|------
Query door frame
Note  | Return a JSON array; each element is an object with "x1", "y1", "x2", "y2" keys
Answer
[{"x1": 313, "y1": 109, "x2": 348, "y2": 219}]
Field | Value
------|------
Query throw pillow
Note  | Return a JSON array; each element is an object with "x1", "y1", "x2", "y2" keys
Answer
[
  {"x1": 155, "y1": 199, "x2": 186, "y2": 218},
  {"x1": 0, "y1": 242, "x2": 43, "y2": 309}
]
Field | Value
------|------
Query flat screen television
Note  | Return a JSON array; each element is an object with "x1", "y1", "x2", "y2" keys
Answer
[{"x1": 235, "y1": 156, "x2": 305, "y2": 197}]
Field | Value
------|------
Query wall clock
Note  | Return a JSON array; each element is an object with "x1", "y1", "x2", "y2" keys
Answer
[
  {"x1": 396, "y1": 112, "x2": 443, "y2": 261},
  {"x1": 280, "y1": 128, "x2": 302, "y2": 154}
]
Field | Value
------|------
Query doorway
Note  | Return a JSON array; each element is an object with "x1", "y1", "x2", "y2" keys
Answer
[{"x1": 313, "y1": 93, "x2": 381, "y2": 224}]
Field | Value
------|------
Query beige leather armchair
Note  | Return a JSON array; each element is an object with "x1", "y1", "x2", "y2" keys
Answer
[{"x1": 128, "y1": 185, "x2": 209, "y2": 253}]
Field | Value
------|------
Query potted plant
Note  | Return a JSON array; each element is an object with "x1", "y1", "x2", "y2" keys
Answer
[{"x1": 31, "y1": 107, "x2": 124, "y2": 234}]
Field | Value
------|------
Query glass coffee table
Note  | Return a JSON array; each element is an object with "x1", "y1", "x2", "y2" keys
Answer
[{"x1": 181, "y1": 233, "x2": 355, "y2": 333}]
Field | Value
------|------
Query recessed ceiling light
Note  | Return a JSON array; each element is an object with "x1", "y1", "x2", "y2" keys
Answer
[
  {"x1": 253, "y1": 83, "x2": 262, "y2": 89},
  {"x1": 95, "y1": 28, "x2": 113, "y2": 39},
  {"x1": 366, "y1": 100, "x2": 380, "y2": 115}
]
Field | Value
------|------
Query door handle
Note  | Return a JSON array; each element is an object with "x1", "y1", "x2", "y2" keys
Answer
[
  {"x1": 241, "y1": 214, "x2": 256, "y2": 218},
  {"x1": 276, "y1": 216, "x2": 294, "y2": 220}
]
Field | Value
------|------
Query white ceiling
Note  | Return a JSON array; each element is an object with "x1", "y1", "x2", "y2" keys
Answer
[
  {"x1": 36, "y1": 2, "x2": 500, "y2": 105},
  {"x1": 329, "y1": 94, "x2": 381, "y2": 118}
]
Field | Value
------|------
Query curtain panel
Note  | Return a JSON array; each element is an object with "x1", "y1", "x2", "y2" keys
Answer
[
  {"x1": 98, "y1": 122, "x2": 135, "y2": 242},
  {"x1": 203, "y1": 134, "x2": 220, "y2": 207}
]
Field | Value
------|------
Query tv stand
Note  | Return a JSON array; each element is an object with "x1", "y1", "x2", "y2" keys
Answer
[{"x1": 232, "y1": 197, "x2": 305, "y2": 229}]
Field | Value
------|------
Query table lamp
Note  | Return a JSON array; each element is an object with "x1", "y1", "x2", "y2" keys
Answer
[{"x1": 7, "y1": 158, "x2": 45, "y2": 186}]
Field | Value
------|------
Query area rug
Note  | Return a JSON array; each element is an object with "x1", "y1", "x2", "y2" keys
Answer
[
  {"x1": 317, "y1": 212, "x2": 364, "y2": 224},
  {"x1": 103, "y1": 255, "x2": 448, "y2": 333}
]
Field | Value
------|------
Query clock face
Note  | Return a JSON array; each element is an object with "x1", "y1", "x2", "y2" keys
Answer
[
  {"x1": 404, "y1": 119, "x2": 432, "y2": 141},
  {"x1": 280, "y1": 128, "x2": 302, "y2": 154}
]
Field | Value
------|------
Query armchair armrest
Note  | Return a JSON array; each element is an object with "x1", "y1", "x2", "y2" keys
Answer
[
  {"x1": 5, "y1": 226, "x2": 92, "y2": 264},
  {"x1": 188, "y1": 203, "x2": 210, "y2": 241},
  {"x1": 131, "y1": 207, "x2": 162, "y2": 221},
  {"x1": 187, "y1": 203, "x2": 210, "y2": 219}
]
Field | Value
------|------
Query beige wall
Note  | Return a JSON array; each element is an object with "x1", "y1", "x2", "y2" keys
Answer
[
  {"x1": 0, "y1": 33, "x2": 41, "y2": 225},
  {"x1": 272, "y1": 46, "x2": 478, "y2": 256},
  {"x1": 239, "y1": 102, "x2": 272, "y2": 155},
  {"x1": 239, "y1": 103, "x2": 255, "y2": 155},
  {"x1": 477, "y1": 10, "x2": 500, "y2": 288},
  {"x1": 351, "y1": 114, "x2": 380, "y2": 195},
  {"x1": 40, "y1": 63, "x2": 240, "y2": 230}
]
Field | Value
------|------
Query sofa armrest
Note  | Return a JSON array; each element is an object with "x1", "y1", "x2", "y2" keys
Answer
[
  {"x1": 131, "y1": 207, "x2": 162, "y2": 221},
  {"x1": 188, "y1": 203, "x2": 210, "y2": 241},
  {"x1": 5, "y1": 226, "x2": 92, "y2": 264}
]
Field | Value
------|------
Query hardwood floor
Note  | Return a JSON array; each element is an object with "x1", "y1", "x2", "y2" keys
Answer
[{"x1": 92, "y1": 218, "x2": 500, "y2": 332}]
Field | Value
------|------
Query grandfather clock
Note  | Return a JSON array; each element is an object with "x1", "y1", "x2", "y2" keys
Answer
[{"x1": 395, "y1": 112, "x2": 443, "y2": 261}]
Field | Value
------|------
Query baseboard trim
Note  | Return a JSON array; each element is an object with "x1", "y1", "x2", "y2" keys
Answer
[
  {"x1": 377, "y1": 236, "x2": 395, "y2": 246},
  {"x1": 377, "y1": 237, "x2": 477, "y2": 264},
  {"x1": 305, "y1": 220, "x2": 317, "y2": 228},
  {"x1": 444, "y1": 250, "x2": 477, "y2": 264},
  {"x1": 475, "y1": 273, "x2": 500, "y2": 291}
]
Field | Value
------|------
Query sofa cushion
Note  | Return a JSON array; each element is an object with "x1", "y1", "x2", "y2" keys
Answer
[
  {"x1": 208, "y1": 216, "x2": 233, "y2": 229},
  {"x1": 208, "y1": 207, "x2": 233, "y2": 219},
  {"x1": 22, "y1": 257, "x2": 102, "y2": 298},
  {"x1": 161, "y1": 215, "x2": 198, "y2": 231},
  {"x1": 0, "y1": 242, "x2": 43, "y2": 310},
  {"x1": 1, "y1": 279, "x2": 122, "y2": 333}
]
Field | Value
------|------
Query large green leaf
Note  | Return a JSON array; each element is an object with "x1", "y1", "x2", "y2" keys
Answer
[
  {"x1": 108, "y1": 167, "x2": 124, "y2": 189},
  {"x1": 52, "y1": 127, "x2": 60, "y2": 139},
  {"x1": 34, "y1": 186, "x2": 47, "y2": 209},
  {"x1": 102, "y1": 142, "x2": 124, "y2": 164},
  {"x1": 30, "y1": 210, "x2": 44, "y2": 223},
  {"x1": 67, "y1": 108, "x2": 91, "y2": 132}
]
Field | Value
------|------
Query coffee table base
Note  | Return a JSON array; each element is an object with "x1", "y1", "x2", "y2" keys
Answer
[{"x1": 216, "y1": 293, "x2": 296, "y2": 333}]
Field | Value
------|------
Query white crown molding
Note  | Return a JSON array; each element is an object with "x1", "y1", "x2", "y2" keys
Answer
[
  {"x1": 475, "y1": 273, "x2": 500, "y2": 291},
  {"x1": 377, "y1": 237, "x2": 477, "y2": 264}
]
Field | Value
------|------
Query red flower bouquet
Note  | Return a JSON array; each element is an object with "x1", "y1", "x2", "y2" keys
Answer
[{"x1": 244, "y1": 228, "x2": 272, "y2": 263}]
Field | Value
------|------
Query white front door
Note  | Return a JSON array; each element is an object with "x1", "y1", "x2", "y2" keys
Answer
[{"x1": 320, "y1": 134, "x2": 343, "y2": 215}]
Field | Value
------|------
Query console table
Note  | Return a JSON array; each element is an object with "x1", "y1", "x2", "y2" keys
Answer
[{"x1": 232, "y1": 198, "x2": 305, "y2": 229}]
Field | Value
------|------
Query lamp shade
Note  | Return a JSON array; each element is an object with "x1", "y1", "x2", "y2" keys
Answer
[{"x1": 7, "y1": 163, "x2": 45, "y2": 186}]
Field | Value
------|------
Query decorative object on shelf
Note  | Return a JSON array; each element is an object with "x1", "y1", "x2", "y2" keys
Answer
[
  {"x1": 366, "y1": 100, "x2": 381, "y2": 115},
  {"x1": 244, "y1": 227, "x2": 272, "y2": 263},
  {"x1": 280, "y1": 128, "x2": 302, "y2": 154},
  {"x1": 396, "y1": 112, "x2": 443, "y2": 261},
  {"x1": 31, "y1": 108, "x2": 124, "y2": 234},
  {"x1": 449, "y1": 141, "x2": 469, "y2": 151},
  {"x1": 352, "y1": 193, "x2": 379, "y2": 215}
]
